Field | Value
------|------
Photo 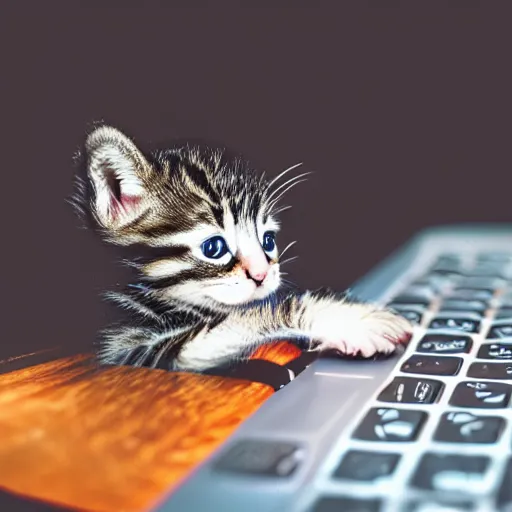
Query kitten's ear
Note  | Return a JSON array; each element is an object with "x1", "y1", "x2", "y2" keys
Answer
[{"x1": 85, "y1": 125, "x2": 150, "y2": 232}]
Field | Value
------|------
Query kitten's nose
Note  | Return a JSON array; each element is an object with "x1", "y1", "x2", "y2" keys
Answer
[
  {"x1": 239, "y1": 250, "x2": 269, "y2": 286},
  {"x1": 245, "y1": 269, "x2": 267, "y2": 286}
]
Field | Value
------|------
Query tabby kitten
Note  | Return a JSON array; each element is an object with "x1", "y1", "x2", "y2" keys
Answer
[{"x1": 73, "y1": 125, "x2": 412, "y2": 374}]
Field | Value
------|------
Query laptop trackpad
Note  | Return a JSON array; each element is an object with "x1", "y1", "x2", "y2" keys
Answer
[{"x1": 239, "y1": 364, "x2": 381, "y2": 437}]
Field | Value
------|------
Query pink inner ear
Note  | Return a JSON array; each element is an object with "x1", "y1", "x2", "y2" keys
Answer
[
  {"x1": 108, "y1": 192, "x2": 141, "y2": 221},
  {"x1": 120, "y1": 194, "x2": 141, "y2": 210},
  {"x1": 103, "y1": 169, "x2": 143, "y2": 222}
]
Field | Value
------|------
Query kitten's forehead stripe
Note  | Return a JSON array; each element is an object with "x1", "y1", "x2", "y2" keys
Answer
[
  {"x1": 182, "y1": 161, "x2": 222, "y2": 205},
  {"x1": 149, "y1": 148, "x2": 267, "y2": 238},
  {"x1": 149, "y1": 225, "x2": 219, "y2": 248},
  {"x1": 210, "y1": 207, "x2": 224, "y2": 228}
]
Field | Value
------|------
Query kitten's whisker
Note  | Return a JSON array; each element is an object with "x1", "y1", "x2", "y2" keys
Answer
[
  {"x1": 267, "y1": 162, "x2": 303, "y2": 190},
  {"x1": 266, "y1": 172, "x2": 311, "y2": 203},
  {"x1": 267, "y1": 179, "x2": 308, "y2": 211},
  {"x1": 279, "y1": 278, "x2": 297, "y2": 290},
  {"x1": 279, "y1": 256, "x2": 299, "y2": 266},
  {"x1": 279, "y1": 240, "x2": 297, "y2": 259},
  {"x1": 273, "y1": 204, "x2": 292, "y2": 215},
  {"x1": 120, "y1": 258, "x2": 141, "y2": 269}
]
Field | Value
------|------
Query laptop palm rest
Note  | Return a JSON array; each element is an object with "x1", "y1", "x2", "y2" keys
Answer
[{"x1": 156, "y1": 355, "x2": 399, "y2": 512}]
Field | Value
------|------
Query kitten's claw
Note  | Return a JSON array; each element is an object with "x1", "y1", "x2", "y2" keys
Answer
[{"x1": 312, "y1": 304, "x2": 413, "y2": 359}]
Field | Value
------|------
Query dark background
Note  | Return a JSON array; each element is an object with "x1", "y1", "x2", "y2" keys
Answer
[
  {"x1": 2, "y1": 3, "x2": 512, "y2": 359},
  {"x1": 1, "y1": 2, "x2": 512, "y2": 510}
]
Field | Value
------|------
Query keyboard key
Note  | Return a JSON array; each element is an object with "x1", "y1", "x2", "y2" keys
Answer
[
  {"x1": 448, "y1": 288, "x2": 494, "y2": 301},
  {"x1": 401, "y1": 355, "x2": 462, "y2": 376},
  {"x1": 404, "y1": 284, "x2": 436, "y2": 297},
  {"x1": 416, "y1": 334, "x2": 472, "y2": 354},
  {"x1": 467, "y1": 362, "x2": 512, "y2": 380},
  {"x1": 429, "y1": 316, "x2": 480, "y2": 333},
  {"x1": 404, "y1": 500, "x2": 476, "y2": 511},
  {"x1": 434, "y1": 253, "x2": 462, "y2": 265},
  {"x1": 429, "y1": 269, "x2": 463, "y2": 279},
  {"x1": 497, "y1": 458, "x2": 512, "y2": 510},
  {"x1": 457, "y1": 277, "x2": 503, "y2": 290},
  {"x1": 437, "y1": 253, "x2": 462, "y2": 261},
  {"x1": 213, "y1": 439, "x2": 304, "y2": 477},
  {"x1": 397, "y1": 310, "x2": 423, "y2": 324},
  {"x1": 495, "y1": 307, "x2": 512, "y2": 320},
  {"x1": 311, "y1": 496, "x2": 382, "y2": 512},
  {"x1": 477, "y1": 252, "x2": 512, "y2": 263},
  {"x1": 436, "y1": 311, "x2": 484, "y2": 321},
  {"x1": 433, "y1": 412, "x2": 505, "y2": 444},
  {"x1": 412, "y1": 276, "x2": 448, "y2": 293},
  {"x1": 449, "y1": 381, "x2": 512, "y2": 409},
  {"x1": 352, "y1": 407, "x2": 427, "y2": 442},
  {"x1": 477, "y1": 342, "x2": 512, "y2": 360},
  {"x1": 429, "y1": 257, "x2": 463, "y2": 274},
  {"x1": 467, "y1": 267, "x2": 506, "y2": 279},
  {"x1": 333, "y1": 450, "x2": 400, "y2": 481},
  {"x1": 439, "y1": 299, "x2": 488, "y2": 314},
  {"x1": 378, "y1": 377, "x2": 444, "y2": 404},
  {"x1": 392, "y1": 294, "x2": 431, "y2": 307},
  {"x1": 473, "y1": 257, "x2": 508, "y2": 266},
  {"x1": 409, "y1": 453, "x2": 491, "y2": 493},
  {"x1": 387, "y1": 305, "x2": 424, "y2": 325},
  {"x1": 430, "y1": 256, "x2": 462, "y2": 272},
  {"x1": 487, "y1": 323, "x2": 512, "y2": 339}
]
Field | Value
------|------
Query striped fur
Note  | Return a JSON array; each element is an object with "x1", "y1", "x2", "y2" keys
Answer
[{"x1": 72, "y1": 125, "x2": 412, "y2": 373}]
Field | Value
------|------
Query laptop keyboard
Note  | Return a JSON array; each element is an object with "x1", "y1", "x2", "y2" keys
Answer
[{"x1": 307, "y1": 251, "x2": 512, "y2": 512}]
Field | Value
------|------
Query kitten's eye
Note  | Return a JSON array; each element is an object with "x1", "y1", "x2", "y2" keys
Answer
[
  {"x1": 262, "y1": 231, "x2": 276, "y2": 253},
  {"x1": 201, "y1": 236, "x2": 229, "y2": 259}
]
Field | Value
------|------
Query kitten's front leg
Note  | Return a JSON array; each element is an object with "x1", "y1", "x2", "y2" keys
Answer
[
  {"x1": 103, "y1": 291, "x2": 413, "y2": 373},
  {"x1": 174, "y1": 291, "x2": 413, "y2": 372},
  {"x1": 297, "y1": 291, "x2": 413, "y2": 357}
]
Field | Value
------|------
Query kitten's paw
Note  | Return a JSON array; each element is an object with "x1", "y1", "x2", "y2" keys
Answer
[{"x1": 311, "y1": 303, "x2": 413, "y2": 358}]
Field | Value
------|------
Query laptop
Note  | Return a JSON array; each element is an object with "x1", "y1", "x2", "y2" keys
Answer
[{"x1": 153, "y1": 223, "x2": 512, "y2": 512}]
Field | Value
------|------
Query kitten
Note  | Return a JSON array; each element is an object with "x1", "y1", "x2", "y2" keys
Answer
[{"x1": 72, "y1": 125, "x2": 412, "y2": 374}]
